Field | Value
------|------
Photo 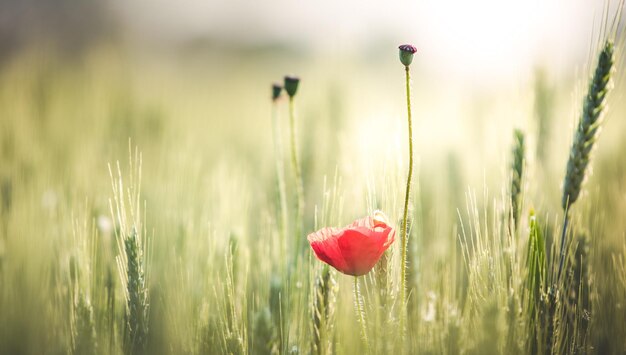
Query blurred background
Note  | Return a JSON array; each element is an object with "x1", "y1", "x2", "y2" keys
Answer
[
  {"x1": 0, "y1": 0, "x2": 609, "y2": 76},
  {"x1": 2, "y1": 0, "x2": 624, "y2": 225},
  {"x1": 2, "y1": 0, "x2": 626, "y2": 353},
  {"x1": 2, "y1": 0, "x2": 622, "y2": 186}
]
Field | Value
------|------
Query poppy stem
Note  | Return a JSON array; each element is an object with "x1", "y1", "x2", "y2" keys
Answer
[
  {"x1": 353, "y1": 276, "x2": 370, "y2": 352},
  {"x1": 272, "y1": 96, "x2": 289, "y2": 265},
  {"x1": 288, "y1": 95, "x2": 305, "y2": 255},
  {"x1": 400, "y1": 64, "x2": 414, "y2": 340}
]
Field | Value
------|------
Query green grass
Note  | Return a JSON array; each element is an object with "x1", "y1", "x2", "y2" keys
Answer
[{"x1": 1, "y1": 30, "x2": 626, "y2": 354}]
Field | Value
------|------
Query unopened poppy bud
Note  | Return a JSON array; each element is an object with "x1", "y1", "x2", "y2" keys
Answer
[
  {"x1": 284, "y1": 75, "x2": 300, "y2": 97},
  {"x1": 398, "y1": 44, "x2": 417, "y2": 66},
  {"x1": 272, "y1": 83, "x2": 282, "y2": 101}
]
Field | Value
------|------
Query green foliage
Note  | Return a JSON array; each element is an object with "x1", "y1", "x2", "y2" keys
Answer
[{"x1": 0, "y1": 25, "x2": 625, "y2": 355}]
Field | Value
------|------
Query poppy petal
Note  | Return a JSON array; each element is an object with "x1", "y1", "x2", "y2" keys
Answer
[
  {"x1": 307, "y1": 212, "x2": 395, "y2": 276},
  {"x1": 308, "y1": 227, "x2": 349, "y2": 273},
  {"x1": 337, "y1": 227, "x2": 392, "y2": 276}
]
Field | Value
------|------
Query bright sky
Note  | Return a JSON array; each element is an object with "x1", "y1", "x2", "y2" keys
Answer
[{"x1": 117, "y1": 0, "x2": 609, "y2": 82}]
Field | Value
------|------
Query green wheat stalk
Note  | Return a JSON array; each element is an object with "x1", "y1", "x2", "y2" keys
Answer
[
  {"x1": 310, "y1": 172, "x2": 341, "y2": 355},
  {"x1": 353, "y1": 277, "x2": 370, "y2": 352},
  {"x1": 269, "y1": 275, "x2": 285, "y2": 353},
  {"x1": 311, "y1": 264, "x2": 336, "y2": 355},
  {"x1": 506, "y1": 129, "x2": 525, "y2": 354},
  {"x1": 123, "y1": 228, "x2": 148, "y2": 355},
  {"x1": 68, "y1": 206, "x2": 98, "y2": 355},
  {"x1": 106, "y1": 266, "x2": 116, "y2": 354},
  {"x1": 510, "y1": 129, "x2": 525, "y2": 232},
  {"x1": 524, "y1": 212, "x2": 546, "y2": 353},
  {"x1": 109, "y1": 146, "x2": 150, "y2": 355},
  {"x1": 73, "y1": 295, "x2": 98, "y2": 355},
  {"x1": 558, "y1": 40, "x2": 614, "y2": 281},
  {"x1": 563, "y1": 232, "x2": 591, "y2": 353}
]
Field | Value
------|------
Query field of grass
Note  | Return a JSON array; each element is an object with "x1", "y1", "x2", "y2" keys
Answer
[{"x1": 1, "y1": 15, "x2": 626, "y2": 355}]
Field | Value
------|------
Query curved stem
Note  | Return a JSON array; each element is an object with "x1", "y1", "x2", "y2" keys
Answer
[
  {"x1": 400, "y1": 64, "x2": 414, "y2": 339},
  {"x1": 353, "y1": 276, "x2": 370, "y2": 352},
  {"x1": 288, "y1": 96, "x2": 305, "y2": 255}
]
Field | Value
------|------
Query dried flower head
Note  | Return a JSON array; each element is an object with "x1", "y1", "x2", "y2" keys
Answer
[{"x1": 399, "y1": 44, "x2": 417, "y2": 66}]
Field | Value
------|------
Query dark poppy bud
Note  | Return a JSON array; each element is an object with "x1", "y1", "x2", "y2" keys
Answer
[
  {"x1": 272, "y1": 83, "x2": 282, "y2": 101},
  {"x1": 398, "y1": 44, "x2": 417, "y2": 66},
  {"x1": 284, "y1": 75, "x2": 300, "y2": 97}
]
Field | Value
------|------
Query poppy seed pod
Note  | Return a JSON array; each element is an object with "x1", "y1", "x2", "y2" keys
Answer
[
  {"x1": 283, "y1": 75, "x2": 300, "y2": 97},
  {"x1": 399, "y1": 44, "x2": 417, "y2": 66},
  {"x1": 272, "y1": 83, "x2": 282, "y2": 101}
]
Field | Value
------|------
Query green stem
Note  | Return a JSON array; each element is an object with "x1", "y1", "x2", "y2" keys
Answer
[
  {"x1": 354, "y1": 276, "x2": 370, "y2": 352},
  {"x1": 272, "y1": 100, "x2": 289, "y2": 263},
  {"x1": 400, "y1": 64, "x2": 414, "y2": 339},
  {"x1": 557, "y1": 209, "x2": 570, "y2": 283},
  {"x1": 288, "y1": 96, "x2": 305, "y2": 255}
]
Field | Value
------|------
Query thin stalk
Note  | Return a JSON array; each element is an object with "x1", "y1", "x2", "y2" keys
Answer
[
  {"x1": 557, "y1": 209, "x2": 570, "y2": 282},
  {"x1": 354, "y1": 276, "x2": 370, "y2": 352},
  {"x1": 272, "y1": 100, "x2": 289, "y2": 261},
  {"x1": 288, "y1": 96, "x2": 305, "y2": 253},
  {"x1": 400, "y1": 64, "x2": 414, "y2": 339}
]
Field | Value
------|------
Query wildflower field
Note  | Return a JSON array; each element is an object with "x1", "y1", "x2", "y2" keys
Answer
[{"x1": 2, "y1": 2, "x2": 626, "y2": 355}]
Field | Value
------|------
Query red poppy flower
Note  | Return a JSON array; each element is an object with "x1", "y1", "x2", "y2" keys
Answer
[{"x1": 307, "y1": 211, "x2": 395, "y2": 276}]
